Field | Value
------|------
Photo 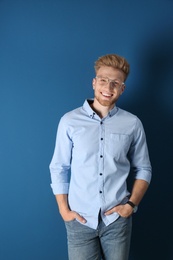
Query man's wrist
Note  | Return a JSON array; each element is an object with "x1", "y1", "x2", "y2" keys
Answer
[{"x1": 126, "y1": 200, "x2": 138, "y2": 213}]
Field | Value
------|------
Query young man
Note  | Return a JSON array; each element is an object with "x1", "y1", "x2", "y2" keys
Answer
[{"x1": 50, "y1": 54, "x2": 152, "y2": 260}]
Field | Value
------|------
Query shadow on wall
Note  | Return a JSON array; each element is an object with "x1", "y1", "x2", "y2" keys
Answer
[{"x1": 129, "y1": 32, "x2": 173, "y2": 260}]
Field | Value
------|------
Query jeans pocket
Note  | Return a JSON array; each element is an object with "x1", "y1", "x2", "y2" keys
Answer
[{"x1": 64, "y1": 219, "x2": 76, "y2": 224}]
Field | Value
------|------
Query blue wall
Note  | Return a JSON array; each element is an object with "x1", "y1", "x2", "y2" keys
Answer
[{"x1": 0, "y1": 0, "x2": 173, "y2": 259}]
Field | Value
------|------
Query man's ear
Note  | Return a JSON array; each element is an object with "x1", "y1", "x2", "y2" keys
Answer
[
  {"x1": 120, "y1": 84, "x2": 126, "y2": 95},
  {"x1": 92, "y1": 78, "x2": 96, "y2": 89}
]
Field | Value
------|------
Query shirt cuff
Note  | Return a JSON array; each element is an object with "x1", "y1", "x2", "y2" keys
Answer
[
  {"x1": 50, "y1": 183, "x2": 69, "y2": 195},
  {"x1": 135, "y1": 171, "x2": 152, "y2": 184}
]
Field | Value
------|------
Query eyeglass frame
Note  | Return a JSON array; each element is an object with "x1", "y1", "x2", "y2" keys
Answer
[{"x1": 95, "y1": 75, "x2": 125, "y2": 89}]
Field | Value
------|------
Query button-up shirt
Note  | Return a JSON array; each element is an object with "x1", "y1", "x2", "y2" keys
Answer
[{"x1": 50, "y1": 99, "x2": 152, "y2": 229}]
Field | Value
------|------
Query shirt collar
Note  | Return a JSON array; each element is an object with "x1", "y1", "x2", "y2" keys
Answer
[{"x1": 83, "y1": 99, "x2": 118, "y2": 118}]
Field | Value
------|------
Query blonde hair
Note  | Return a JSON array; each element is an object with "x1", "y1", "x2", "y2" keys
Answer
[{"x1": 94, "y1": 54, "x2": 130, "y2": 81}]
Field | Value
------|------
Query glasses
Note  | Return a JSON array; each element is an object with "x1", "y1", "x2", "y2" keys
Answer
[{"x1": 95, "y1": 76, "x2": 125, "y2": 89}]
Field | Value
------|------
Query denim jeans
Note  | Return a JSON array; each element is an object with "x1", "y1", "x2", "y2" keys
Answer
[{"x1": 65, "y1": 215, "x2": 132, "y2": 260}]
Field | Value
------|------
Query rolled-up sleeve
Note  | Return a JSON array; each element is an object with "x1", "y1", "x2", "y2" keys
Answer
[
  {"x1": 129, "y1": 118, "x2": 152, "y2": 184},
  {"x1": 49, "y1": 116, "x2": 72, "y2": 195}
]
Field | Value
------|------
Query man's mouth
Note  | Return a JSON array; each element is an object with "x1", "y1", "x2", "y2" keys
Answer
[{"x1": 101, "y1": 92, "x2": 113, "y2": 98}]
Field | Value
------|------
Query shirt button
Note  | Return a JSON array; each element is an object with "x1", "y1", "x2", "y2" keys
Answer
[
  {"x1": 100, "y1": 173, "x2": 103, "y2": 176},
  {"x1": 100, "y1": 155, "x2": 103, "y2": 158},
  {"x1": 99, "y1": 191, "x2": 102, "y2": 193},
  {"x1": 100, "y1": 122, "x2": 103, "y2": 124},
  {"x1": 101, "y1": 138, "x2": 103, "y2": 140}
]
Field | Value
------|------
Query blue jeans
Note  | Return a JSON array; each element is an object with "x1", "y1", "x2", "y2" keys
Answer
[{"x1": 65, "y1": 215, "x2": 132, "y2": 260}]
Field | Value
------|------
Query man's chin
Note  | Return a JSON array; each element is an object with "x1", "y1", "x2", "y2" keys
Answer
[{"x1": 97, "y1": 98, "x2": 115, "y2": 107}]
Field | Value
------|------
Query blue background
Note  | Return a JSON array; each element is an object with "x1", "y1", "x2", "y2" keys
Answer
[{"x1": 0, "y1": 0, "x2": 173, "y2": 259}]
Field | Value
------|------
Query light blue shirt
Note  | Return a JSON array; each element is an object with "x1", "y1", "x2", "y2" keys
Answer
[{"x1": 50, "y1": 99, "x2": 152, "y2": 229}]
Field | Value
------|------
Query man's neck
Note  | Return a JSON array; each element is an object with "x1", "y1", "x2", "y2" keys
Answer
[{"x1": 91, "y1": 99, "x2": 115, "y2": 118}]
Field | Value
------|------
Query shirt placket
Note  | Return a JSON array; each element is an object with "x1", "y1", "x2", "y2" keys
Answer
[{"x1": 98, "y1": 119, "x2": 105, "y2": 204}]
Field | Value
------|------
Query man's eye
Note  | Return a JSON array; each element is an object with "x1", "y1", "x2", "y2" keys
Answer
[
  {"x1": 113, "y1": 82, "x2": 119, "y2": 86},
  {"x1": 100, "y1": 78, "x2": 107, "y2": 83}
]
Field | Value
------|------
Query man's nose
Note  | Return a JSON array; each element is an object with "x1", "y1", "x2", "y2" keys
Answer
[{"x1": 105, "y1": 81, "x2": 114, "y2": 90}]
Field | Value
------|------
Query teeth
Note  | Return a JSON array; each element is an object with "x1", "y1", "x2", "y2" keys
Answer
[{"x1": 102, "y1": 92, "x2": 111, "y2": 97}]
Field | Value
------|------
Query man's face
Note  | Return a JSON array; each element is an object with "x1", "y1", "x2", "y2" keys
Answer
[{"x1": 92, "y1": 66, "x2": 125, "y2": 108}]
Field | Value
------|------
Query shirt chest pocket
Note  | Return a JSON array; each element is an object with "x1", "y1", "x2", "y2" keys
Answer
[{"x1": 108, "y1": 134, "x2": 131, "y2": 160}]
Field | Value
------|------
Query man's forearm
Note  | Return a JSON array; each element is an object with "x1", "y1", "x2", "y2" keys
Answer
[
  {"x1": 55, "y1": 194, "x2": 70, "y2": 214},
  {"x1": 129, "y1": 179, "x2": 149, "y2": 206}
]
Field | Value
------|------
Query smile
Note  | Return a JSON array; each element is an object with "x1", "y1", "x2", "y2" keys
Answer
[{"x1": 101, "y1": 92, "x2": 113, "y2": 97}]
